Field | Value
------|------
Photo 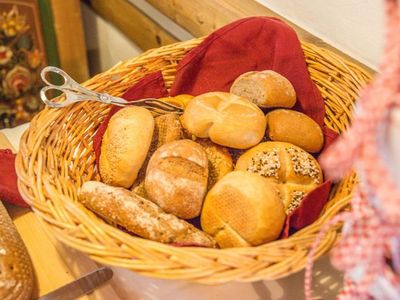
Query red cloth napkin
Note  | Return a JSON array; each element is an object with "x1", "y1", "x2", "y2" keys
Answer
[
  {"x1": 93, "y1": 17, "x2": 338, "y2": 237},
  {"x1": 0, "y1": 149, "x2": 28, "y2": 207}
]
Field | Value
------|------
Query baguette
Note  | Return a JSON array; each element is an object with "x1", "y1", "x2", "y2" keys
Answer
[{"x1": 79, "y1": 181, "x2": 216, "y2": 247}]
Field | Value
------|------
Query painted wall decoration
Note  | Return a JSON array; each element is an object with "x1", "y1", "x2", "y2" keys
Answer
[{"x1": 0, "y1": 1, "x2": 47, "y2": 128}]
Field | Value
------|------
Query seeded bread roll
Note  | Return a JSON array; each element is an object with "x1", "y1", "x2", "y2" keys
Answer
[
  {"x1": 79, "y1": 181, "x2": 216, "y2": 247},
  {"x1": 201, "y1": 171, "x2": 285, "y2": 248},
  {"x1": 235, "y1": 142, "x2": 323, "y2": 214},
  {"x1": 266, "y1": 109, "x2": 324, "y2": 153},
  {"x1": 0, "y1": 202, "x2": 34, "y2": 300},
  {"x1": 181, "y1": 92, "x2": 266, "y2": 149},
  {"x1": 132, "y1": 113, "x2": 184, "y2": 196},
  {"x1": 230, "y1": 70, "x2": 296, "y2": 108},
  {"x1": 100, "y1": 107, "x2": 154, "y2": 188},
  {"x1": 196, "y1": 139, "x2": 233, "y2": 189},
  {"x1": 145, "y1": 139, "x2": 209, "y2": 219}
]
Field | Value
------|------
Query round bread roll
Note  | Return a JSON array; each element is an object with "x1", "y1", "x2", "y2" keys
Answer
[
  {"x1": 235, "y1": 142, "x2": 323, "y2": 214},
  {"x1": 100, "y1": 106, "x2": 154, "y2": 188},
  {"x1": 159, "y1": 94, "x2": 194, "y2": 108},
  {"x1": 196, "y1": 138, "x2": 233, "y2": 189},
  {"x1": 181, "y1": 92, "x2": 266, "y2": 149},
  {"x1": 201, "y1": 171, "x2": 285, "y2": 248},
  {"x1": 145, "y1": 139, "x2": 209, "y2": 219},
  {"x1": 131, "y1": 113, "x2": 184, "y2": 197},
  {"x1": 266, "y1": 109, "x2": 324, "y2": 153},
  {"x1": 230, "y1": 70, "x2": 296, "y2": 108}
]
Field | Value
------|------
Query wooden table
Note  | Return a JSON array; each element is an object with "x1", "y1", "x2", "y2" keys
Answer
[{"x1": 0, "y1": 132, "x2": 118, "y2": 299}]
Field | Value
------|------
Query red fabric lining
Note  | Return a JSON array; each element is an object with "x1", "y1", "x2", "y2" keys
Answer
[{"x1": 0, "y1": 149, "x2": 28, "y2": 207}]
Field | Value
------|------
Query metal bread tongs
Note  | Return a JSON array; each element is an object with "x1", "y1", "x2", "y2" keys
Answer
[{"x1": 40, "y1": 66, "x2": 183, "y2": 114}]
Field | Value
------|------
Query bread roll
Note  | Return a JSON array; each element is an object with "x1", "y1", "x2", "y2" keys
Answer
[
  {"x1": 266, "y1": 109, "x2": 324, "y2": 153},
  {"x1": 145, "y1": 139, "x2": 208, "y2": 219},
  {"x1": 230, "y1": 70, "x2": 296, "y2": 108},
  {"x1": 132, "y1": 113, "x2": 184, "y2": 196},
  {"x1": 196, "y1": 138, "x2": 233, "y2": 189},
  {"x1": 201, "y1": 171, "x2": 285, "y2": 248},
  {"x1": 181, "y1": 92, "x2": 266, "y2": 149},
  {"x1": 159, "y1": 94, "x2": 194, "y2": 108},
  {"x1": 235, "y1": 142, "x2": 323, "y2": 214},
  {"x1": 100, "y1": 107, "x2": 154, "y2": 188},
  {"x1": 0, "y1": 202, "x2": 34, "y2": 300},
  {"x1": 79, "y1": 181, "x2": 216, "y2": 247}
]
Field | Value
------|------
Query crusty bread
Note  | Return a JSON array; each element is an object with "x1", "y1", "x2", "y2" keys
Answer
[
  {"x1": 235, "y1": 142, "x2": 323, "y2": 214},
  {"x1": 0, "y1": 202, "x2": 34, "y2": 300},
  {"x1": 159, "y1": 94, "x2": 194, "y2": 108},
  {"x1": 132, "y1": 113, "x2": 184, "y2": 196},
  {"x1": 196, "y1": 138, "x2": 233, "y2": 189},
  {"x1": 181, "y1": 92, "x2": 266, "y2": 149},
  {"x1": 200, "y1": 171, "x2": 285, "y2": 248},
  {"x1": 100, "y1": 107, "x2": 154, "y2": 188},
  {"x1": 79, "y1": 181, "x2": 216, "y2": 247},
  {"x1": 145, "y1": 139, "x2": 209, "y2": 219},
  {"x1": 230, "y1": 70, "x2": 296, "y2": 108},
  {"x1": 266, "y1": 109, "x2": 324, "y2": 153}
]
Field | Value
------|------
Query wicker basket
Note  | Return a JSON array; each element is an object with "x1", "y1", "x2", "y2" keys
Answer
[{"x1": 16, "y1": 37, "x2": 371, "y2": 284}]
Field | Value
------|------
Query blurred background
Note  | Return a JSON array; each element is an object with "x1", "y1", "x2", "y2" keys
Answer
[{"x1": 0, "y1": 0, "x2": 382, "y2": 129}]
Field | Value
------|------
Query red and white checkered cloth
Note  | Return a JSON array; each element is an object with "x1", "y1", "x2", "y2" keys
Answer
[{"x1": 305, "y1": 0, "x2": 400, "y2": 299}]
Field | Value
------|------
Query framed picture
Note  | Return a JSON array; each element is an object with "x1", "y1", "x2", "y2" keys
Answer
[
  {"x1": 0, "y1": 0, "x2": 48, "y2": 128},
  {"x1": 0, "y1": 0, "x2": 88, "y2": 128}
]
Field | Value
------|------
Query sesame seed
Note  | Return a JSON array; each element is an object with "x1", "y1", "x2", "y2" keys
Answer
[
  {"x1": 246, "y1": 149, "x2": 280, "y2": 178},
  {"x1": 286, "y1": 191, "x2": 306, "y2": 215},
  {"x1": 286, "y1": 147, "x2": 320, "y2": 184}
]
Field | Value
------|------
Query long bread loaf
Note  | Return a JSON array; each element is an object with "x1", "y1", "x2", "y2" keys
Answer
[{"x1": 79, "y1": 181, "x2": 216, "y2": 247}]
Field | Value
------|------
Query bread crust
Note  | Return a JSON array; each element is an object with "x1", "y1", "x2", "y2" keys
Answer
[
  {"x1": 235, "y1": 141, "x2": 323, "y2": 214},
  {"x1": 100, "y1": 107, "x2": 154, "y2": 188},
  {"x1": 230, "y1": 70, "x2": 296, "y2": 108},
  {"x1": 145, "y1": 139, "x2": 209, "y2": 219},
  {"x1": 266, "y1": 109, "x2": 324, "y2": 153},
  {"x1": 79, "y1": 181, "x2": 216, "y2": 247},
  {"x1": 181, "y1": 92, "x2": 266, "y2": 149},
  {"x1": 0, "y1": 202, "x2": 34, "y2": 300},
  {"x1": 201, "y1": 171, "x2": 285, "y2": 248},
  {"x1": 196, "y1": 138, "x2": 233, "y2": 189},
  {"x1": 131, "y1": 113, "x2": 184, "y2": 196}
]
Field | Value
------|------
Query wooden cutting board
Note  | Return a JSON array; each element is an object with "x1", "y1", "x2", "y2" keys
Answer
[{"x1": 0, "y1": 132, "x2": 119, "y2": 299}]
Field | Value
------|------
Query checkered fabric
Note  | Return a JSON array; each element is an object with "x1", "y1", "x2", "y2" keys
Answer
[{"x1": 304, "y1": 0, "x2": 400, "y2": 299}]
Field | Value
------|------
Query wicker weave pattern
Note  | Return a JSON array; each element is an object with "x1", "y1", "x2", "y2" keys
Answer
[{"x1": 16, "y1": 39, "x2": 371, "y2": 284}]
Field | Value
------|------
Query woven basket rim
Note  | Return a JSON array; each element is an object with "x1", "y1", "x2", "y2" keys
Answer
[{"x1": 16, "y1": 37, "x2": 371, "y2": 284}]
